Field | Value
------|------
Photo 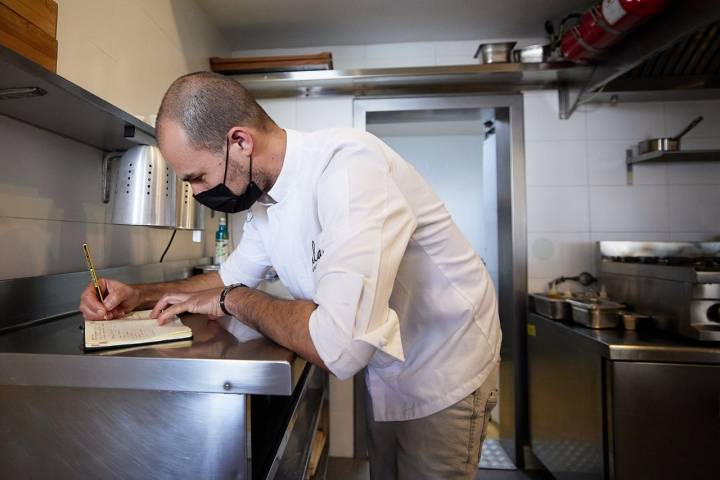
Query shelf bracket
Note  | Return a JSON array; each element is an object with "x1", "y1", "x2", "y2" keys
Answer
[
  {"x1": 102, "y1": 151, "x2": 124, "y2": 203},
  {"x1": 558, "y1": 83, "x2": 583, "y2": 120},
  {"x1": 626, "y1": 149, "x2": 635, "y2": 185}
]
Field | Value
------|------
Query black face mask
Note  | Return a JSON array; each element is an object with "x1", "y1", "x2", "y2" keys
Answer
[{"x1": 194, "y1": 139, "x2": 263, "y2": 213}]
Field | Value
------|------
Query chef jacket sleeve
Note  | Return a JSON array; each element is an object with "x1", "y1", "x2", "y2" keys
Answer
[
  {"x1": 308, "y1": 141, "x2": 417, "y2": 380},
  {"x1": 219, "y1": 211, "x2": 271, "y2": 288}
]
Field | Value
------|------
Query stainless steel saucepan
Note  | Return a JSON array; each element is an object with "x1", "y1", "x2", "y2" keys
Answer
[{"x1": 638, "y1": 116, "x2": 704, "y2": 154}]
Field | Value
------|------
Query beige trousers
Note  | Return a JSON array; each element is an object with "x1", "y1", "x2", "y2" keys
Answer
[{"x1": 365, "y1": 364, "x2": 499, "y2": 480}]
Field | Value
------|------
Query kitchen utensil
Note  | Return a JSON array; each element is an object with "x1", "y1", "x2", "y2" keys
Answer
[
  {"x1": 176, "y1": 180, "x2": 205, "y2": 230},
  {"x1": 531, "y1": 293, "x2": 572, "y2": 320},
  {"x1": 620, "y1": 312, "x2": 651, "y2": 331},
  {"x1": 567, "y1": 298, "x2": 624, "y2": 329},
  {"x1": 474, "y1": 42, "x2": 516, "y2": 64},
  {"x1": 638, "y1": 116, "x2": 704, "y2": 154},
  {"x1": 109, "y1": 145, "x2": 177, "y2": 228},
  {"x1": 194, "y1": 264, "x2": 220, "y2": 275},
  {"x1": 548, "y1": 271, "x2": 597, "y2": 290},
  {"x1": 512, "y1": 44, "x2": 550, "y2": 63}
]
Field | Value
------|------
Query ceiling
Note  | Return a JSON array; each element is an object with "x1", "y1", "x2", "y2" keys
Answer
[{"x1": 195, "y1": 0, "x2": 590, "y2": 50}]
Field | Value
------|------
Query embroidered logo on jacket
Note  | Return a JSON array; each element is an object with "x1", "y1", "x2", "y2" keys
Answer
[{"x1": 311, "y1": 241, "x2": 323, "y2": 271}]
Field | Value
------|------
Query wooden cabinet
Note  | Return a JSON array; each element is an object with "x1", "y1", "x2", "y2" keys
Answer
[{"x1": 0, "y1": 0, "x2": 57, "y2": 71}]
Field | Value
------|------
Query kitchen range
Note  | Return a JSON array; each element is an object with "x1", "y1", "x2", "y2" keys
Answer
[{"x1": 528, "y1": 242, "x2": 720, "y2": 479}]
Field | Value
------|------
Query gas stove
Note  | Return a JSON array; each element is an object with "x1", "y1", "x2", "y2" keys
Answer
[{"x1": 598, "y1": 241, "x2": 720, "y2": 342}]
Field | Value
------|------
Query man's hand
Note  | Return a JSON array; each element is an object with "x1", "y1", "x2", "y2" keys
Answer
[
  {"x1": 78, "y1": 278, "x2": 143, "y2": 320},
  {"x1": 152, "y1": 287, "x2": 225, "y2": 325}
]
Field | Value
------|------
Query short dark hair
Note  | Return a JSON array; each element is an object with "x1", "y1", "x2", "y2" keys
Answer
[{"x1": 157, "y1": 71, "x2": 274, "y2": 153}]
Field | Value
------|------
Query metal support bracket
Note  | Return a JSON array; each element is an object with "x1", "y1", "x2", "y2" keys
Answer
[
  {"x1": 558, "y1": 65, "x2": 605, "y2": 120},
  {"x1": 102, "y1": 151, "x2": 124, "y2": 203},
  {"x1": 625, "y1": 149, "x2": 635, "y2": 185},
  {"x1": 558, "y1": 83, "x2": 584, "y2": 120}
]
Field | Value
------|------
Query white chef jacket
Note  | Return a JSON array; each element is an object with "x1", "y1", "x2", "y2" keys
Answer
[{"x1": 220, "y1": 128, "x2": 501, "y2": 421}]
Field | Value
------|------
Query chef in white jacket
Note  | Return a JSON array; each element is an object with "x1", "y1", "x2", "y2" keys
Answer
[{"x1": 79, "y1": 72, "x2": 501, "y2": 480}]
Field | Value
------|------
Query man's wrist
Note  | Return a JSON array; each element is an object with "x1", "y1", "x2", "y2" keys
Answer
[
  {"x1": 136, "y1": 285, "x2": 154, "y2": 309},
  {"x1": 220, "y1": 283, "x2": 246, "y2": 316}
]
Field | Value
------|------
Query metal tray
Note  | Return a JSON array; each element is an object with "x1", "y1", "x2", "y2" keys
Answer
[
  {"x1": 567, "y1": 298, "x2": 625, "y2": 329},
  {"x1": 530, "y1": 293, "x2": 571, "y2": 320}
]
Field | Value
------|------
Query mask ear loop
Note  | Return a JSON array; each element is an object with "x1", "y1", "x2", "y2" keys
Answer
[{"x1": 222, "y1": 137, "x2": 231, "y2": 184}]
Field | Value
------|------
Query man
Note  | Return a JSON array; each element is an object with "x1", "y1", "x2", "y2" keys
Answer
[{"x1": 79, "y1": 72, "x2": 501, "y2": 480}]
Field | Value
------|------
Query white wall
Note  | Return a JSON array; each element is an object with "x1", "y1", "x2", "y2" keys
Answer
[
  {"x1": 524, "y1": 91, "x2": 720, "y2": 293},
  {"x1": 56, "y1": 0, "x2": 229, "y2": 121},
  {"x1": 0, "y1": 1, "x2": 229, "y2": 279}
]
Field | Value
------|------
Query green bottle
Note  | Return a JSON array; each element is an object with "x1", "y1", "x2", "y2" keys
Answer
[{"x1": 214, "y1": 217, "x2": 229, "y2": 264}]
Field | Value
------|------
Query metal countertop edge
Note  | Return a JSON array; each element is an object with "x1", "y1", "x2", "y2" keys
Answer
[
  {"x1": 530, "y1": 313, "x2": 720, "y2": 365},
  {"x1": 606, "y1": 344, "x2": 720, "y2": 364},
  {"x1": 0, "y1": 353, "x2": 303, "y2": 396}
]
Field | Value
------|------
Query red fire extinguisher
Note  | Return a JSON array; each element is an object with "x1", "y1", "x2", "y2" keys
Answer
[{"x1": 561, "y1": 0, "x2": 669, "y2": 63}]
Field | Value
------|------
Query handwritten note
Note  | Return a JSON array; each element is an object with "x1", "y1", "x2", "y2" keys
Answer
[{"x1": 84, "y1": 310, "x2": 192, "y2": 349}]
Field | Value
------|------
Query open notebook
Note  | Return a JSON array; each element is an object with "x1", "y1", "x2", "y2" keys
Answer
[{"x1": 84, "y1": 310, "x2": 193, "y2": 350}]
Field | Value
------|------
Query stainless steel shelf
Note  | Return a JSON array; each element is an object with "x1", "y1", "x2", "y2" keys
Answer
[
  {"x1": 627, "y1": 149, "x2": 720, "y2": 165},
  {"x1": 234, "y1": 62, "x2": 590, "y2": 98},
  {"x1": 0, "y1": 44, "x2": 154, "y2": 151}
]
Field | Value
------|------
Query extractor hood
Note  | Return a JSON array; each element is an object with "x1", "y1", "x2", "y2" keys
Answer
[
  {"x1": 559, "y1": 0, "x2": 720, "y2": 118},
  {"x1": 605, "y1": 20, "x2": 720, "y2": 93}
]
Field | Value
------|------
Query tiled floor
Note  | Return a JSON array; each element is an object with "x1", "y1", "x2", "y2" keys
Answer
[{"x1": 325, "y1": 457, "x2": 554, "y2": 480}]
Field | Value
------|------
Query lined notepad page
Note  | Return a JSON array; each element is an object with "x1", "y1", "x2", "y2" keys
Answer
[{"x1": 84, "y1": 310, "x2": 192, "y2": 349}]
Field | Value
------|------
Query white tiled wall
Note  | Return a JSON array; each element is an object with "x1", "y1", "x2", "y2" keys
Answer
[
  {"x1": 0, "y1": 1, "x2": 229, "y2": 279},
  {"x1": 525, "y1": 91, "x2": 720, "y2": 293}
]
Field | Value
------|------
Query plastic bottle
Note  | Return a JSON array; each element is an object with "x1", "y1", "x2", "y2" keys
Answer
[{"x1": 214, "y1": 217, "x2": 229, "y2": 264}]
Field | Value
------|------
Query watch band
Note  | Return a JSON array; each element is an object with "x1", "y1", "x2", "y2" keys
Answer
[{"x1": 219, "y1": 283, "x2": 245, "y2": 316}]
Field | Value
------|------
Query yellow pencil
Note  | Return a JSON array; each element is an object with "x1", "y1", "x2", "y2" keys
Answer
[{"x1": 82, "y1": 243, "x2": 104, "y2": 303}]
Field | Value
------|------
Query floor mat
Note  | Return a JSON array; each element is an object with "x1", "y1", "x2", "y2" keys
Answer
[{"x1": 479, "y1": 439, "x2": 517, "y2": 470}]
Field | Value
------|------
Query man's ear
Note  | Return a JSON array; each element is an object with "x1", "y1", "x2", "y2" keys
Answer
[{"x1": 229, "y1": 127, "x2": 253, "y2": 154}]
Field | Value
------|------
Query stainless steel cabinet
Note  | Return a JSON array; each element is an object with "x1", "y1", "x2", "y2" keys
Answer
[
  {"x1": 610, "y1": 362, "x2": 720, "y2": 479},
  {"x1": 528, "y1": 313, "x2": 720, "y2": 480}
]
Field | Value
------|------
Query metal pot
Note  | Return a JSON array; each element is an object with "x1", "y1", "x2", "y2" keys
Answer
[
  {"x1": 638, "y1": 116, "x2": 703, "y2": 154},
  {"x1": 109, "y1": 145, "x2": 177, "y2": 228},
  {"x1": 474, "y1": 42, "x2": 516, "y2": 64},
  {"x1": 512, "y1": 44, "x2": 550, "y2": 63}
]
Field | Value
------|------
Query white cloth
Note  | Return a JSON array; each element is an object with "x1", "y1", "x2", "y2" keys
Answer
[{"x1": 220, "y1": 128, "x2": 501, "y2": 421}]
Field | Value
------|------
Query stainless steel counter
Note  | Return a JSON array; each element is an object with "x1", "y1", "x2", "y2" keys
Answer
[
  {"x1": 0, "y1": 258, "x2": 325, "y2": 479},
  {"x1": 529, "y1": 312, "x2": 720, "y2": 365},
  {"x1": 0, "y1": 313, "x2": 305, "y2": 395},
  {"x1": 0, "y1": 313, "x2": 326, "y2": 480}
]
